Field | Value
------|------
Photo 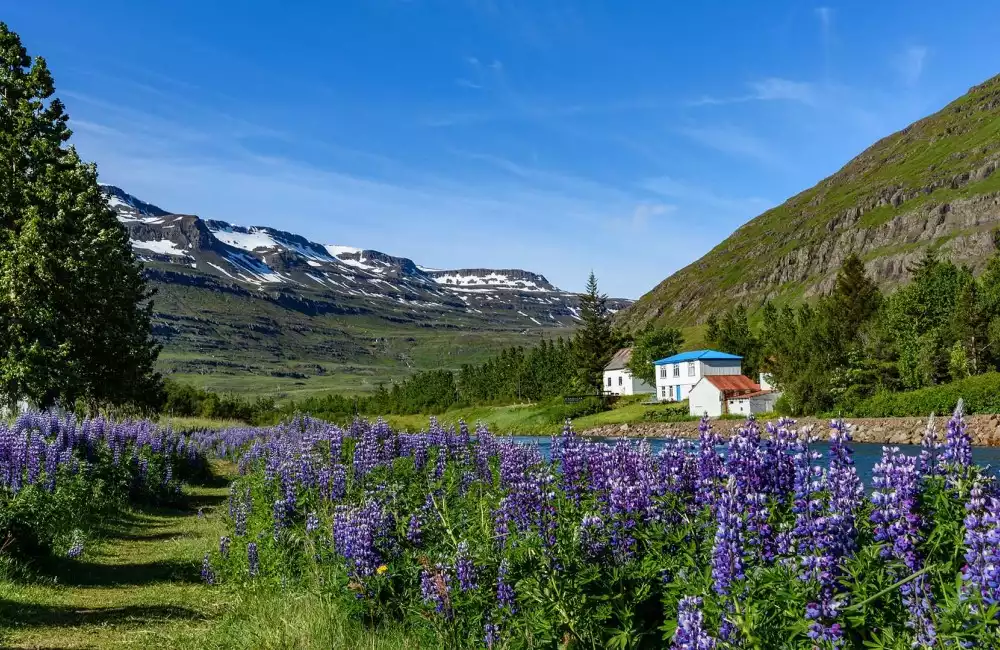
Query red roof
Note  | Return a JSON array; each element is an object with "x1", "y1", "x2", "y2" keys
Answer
[{"x1": 705, "y1": 374, "x2": 760, "y2": 397}]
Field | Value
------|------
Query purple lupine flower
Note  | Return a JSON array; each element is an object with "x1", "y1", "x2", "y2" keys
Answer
[
  {"x1": 456, "y1": 542, "x2": 477, "y2": 591},
  {"x1": 420, "y1": 564, "x2": 452, "y2": 616},
  {"x1": 579, "y1": 514, "x2": 606, "y2": 558},
  {"x1": 219, "y1": 536, "x2": 231, "y2": 558},
  {"x1": 711, "y1": 478, "x2": 746, "y2": 597},
  {"x1": 763, "y1": 417, "x2": 798, "y2": 498},
  {"x1": 273, "y1": 499, "x2": 288, "y2": 540},
  {"x1": 871, "y1": 447, "x2": 936, "y2": 646},
  {"x1": 484, "y1": 619, "x2": 500, "y2": 648},
  {"x1": 671, "y1": 596, "x2": 717, "y2": 650},
  {"x1": 942, "y1": 400, "x2": 972, "y2": 472},
  {"x1": 201, "y1": 553, "x2": 215, "y2": 585},
  {"x1": 67, "y1": 542, "x2": 84, "y2": 559},
  {"x1": 433, "y1": 444, "x2": 448, "y2": 480},
  {"x1": 496, "y1": 560, "x2": 516, "y2": 614},
  {"x1": 962, "y1": 481, "x2": 1000, "y2": 607},
  {"x1": 695, "y1": 416, "x2": 724, "y2": 512},
  {"x1": 407, "y1": 513, "x2": 423, "y2": 545},
  {"x1": 306, "y1": 511, "x2": 320, "y2": 533},
  {"x1": 552, "y1": 420, "x2": 588, "y2": 503},
  {"x1": 332, "y1": 500, "x2": 396, "y2": 578},
  {"x1": 247, "y1": 542, "x2": 260, "y2": 577},
  {"x1": 918, "y1": 414, "x2": 941, "y2": 476}
]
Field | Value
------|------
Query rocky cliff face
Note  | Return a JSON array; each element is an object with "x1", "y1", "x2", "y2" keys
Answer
[{"x1": 621, "y1": 74, "x2": 1000, "y2": 329}]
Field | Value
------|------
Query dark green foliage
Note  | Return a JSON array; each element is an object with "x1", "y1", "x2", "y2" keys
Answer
[
  {"x1": 574, "y1": 272, "x2": 617, "y2": 393},
  {"x1": 0, "y1": 23, "x2": 161, "y2": 411},
  {"x1": 162, "y1": 379, "x2": 276, "y2": 423},
  {"x1": 626, "y1": 326, "x2": 683, "y2": 386},
  {"x1": 456, "y1": 337, "x2": 576, "y2": 405},
  {"x1": 847, "y1": 372, "x2": 1000, "y2": 417},
  {"x1": 706, "y1": 304, "x2": 761, "y2": 379}
]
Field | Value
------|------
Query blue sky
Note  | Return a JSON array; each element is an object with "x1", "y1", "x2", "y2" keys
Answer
[{"x1": 9, "y1": 2, "x2": 1000, "y2": 297}]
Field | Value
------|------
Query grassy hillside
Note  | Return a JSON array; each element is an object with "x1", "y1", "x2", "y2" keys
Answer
[
  {"x1": 152, "y1": 280, "x2": 562, "y2": 399},
  {"x1": 622, "y1": 73, "x2": 1000, "y2": 330}
]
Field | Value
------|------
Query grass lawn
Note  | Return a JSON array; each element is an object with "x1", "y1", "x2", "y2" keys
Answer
[{"x1": 385, "y1": 397, "x2": 691, "y2": 435}]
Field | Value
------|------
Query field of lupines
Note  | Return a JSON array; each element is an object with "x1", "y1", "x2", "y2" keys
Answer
[
  {"x1": 0, "y1": 411, "x2": 206, "y2": 567},
  {"x1": 195, "y1": 407, "x2": 1000, "y2": 649}
]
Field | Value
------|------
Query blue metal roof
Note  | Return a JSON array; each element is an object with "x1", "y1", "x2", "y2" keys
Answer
[{"x1": 653, "y1": 349, "x2": 743, "y2": 365}]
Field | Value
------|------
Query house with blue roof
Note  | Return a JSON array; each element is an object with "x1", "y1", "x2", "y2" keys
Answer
[{"x1": 652, "y1": 349, "x2": 743, "y2": 403}]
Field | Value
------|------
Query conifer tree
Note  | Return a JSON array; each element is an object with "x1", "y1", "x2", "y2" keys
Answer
[
  {"x1": 0, "y1": 23, "x2": 161, "y2": 410},
  {"x1": 574, "y1": 272, "x2": 616, "y2": 393}
]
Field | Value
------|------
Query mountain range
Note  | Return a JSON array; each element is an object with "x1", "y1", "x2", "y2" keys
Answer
[
  {"x1": 621, "y1": 73, "x2": 1000, "y2": 330},
  {"x1": 104, "y1": 185, "x2": 629, "y2": 397}
]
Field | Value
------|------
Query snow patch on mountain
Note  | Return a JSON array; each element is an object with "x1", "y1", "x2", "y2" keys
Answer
[
  {"x1": 131, "y1": 239, "x2": 190, "y2": 257},
  {"x1": 431, "y1": 272, "x2": 551, "y2": 292}
]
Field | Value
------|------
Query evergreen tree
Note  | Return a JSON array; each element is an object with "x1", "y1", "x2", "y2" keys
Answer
[
  {"x1": 0, "y1": 24, "x2": 161, "y2": 410},
  {"x1": 574, "y1": 272, "x2": 615, "y2": 393},
  {"x1": 830, "y1": 253, "x2": 881, "y2": 335},
  {"x1": 626, "y1": 325, "x2": 683, "y2": 385}
]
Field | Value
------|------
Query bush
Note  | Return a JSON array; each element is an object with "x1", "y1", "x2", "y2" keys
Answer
[
  {"x1": 848, "y1": 372, "x2": 1000, "y2": 417},
  {"x1": 0, "y1": 411, "x2": 205, "y2": 568}
]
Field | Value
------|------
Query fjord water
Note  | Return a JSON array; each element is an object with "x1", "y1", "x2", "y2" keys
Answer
[{"x1": 511, "y1": 436, "x2": 1000, "y2": 485}]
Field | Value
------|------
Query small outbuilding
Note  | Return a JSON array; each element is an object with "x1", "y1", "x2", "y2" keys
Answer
[
  {"x1": 688, "y1": 374, "x2": 778, "y2": 417},
  {"x1": 602, "y1": 348, "x2": 655, "y2": 396}
]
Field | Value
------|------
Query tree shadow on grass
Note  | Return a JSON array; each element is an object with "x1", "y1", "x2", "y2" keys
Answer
[
  {"x1": 0, "y1": 599, "x2": 202, "y2": 630},
  {"x1": 31, "y1": 557, "x2": 201, "y2": 588}
]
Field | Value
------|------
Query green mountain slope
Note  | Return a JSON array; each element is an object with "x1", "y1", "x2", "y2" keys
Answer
[{"x1": 621, "y1": 74, "x2": 1000, "y2": 330}]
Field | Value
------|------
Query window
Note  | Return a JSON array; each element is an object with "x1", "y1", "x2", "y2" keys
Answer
[
  {"x1": 688, "y1": 361, "x2": 696, "y2": 377},
  {"x1": 618, "y1": 376, "x2": 623, "y2": 386},
  {"x1": 659, "y1": 366, "x2": 667, "y2": 379},
  {"x1": 607, "y1": 376, "x2": 612, "y2": 387},
  {"x1": 660, "y1": 386, "x2": 666, "y2": 398},
  {"x1": 672, "y1": 364, "x2": 680, "y2": 378}
]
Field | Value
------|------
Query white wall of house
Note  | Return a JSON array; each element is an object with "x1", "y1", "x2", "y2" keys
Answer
[
  {"x1": 654, "y1": 358, "x2": 741, "y2": 403},
  {"x1": 688, "y1": 379, "x2": 724, "y2": 417},
  {"x1": 748, "y1": 392, "x2": 779, "y2": 413},
  {"x1": 602, "y1": 369, "x2": 654, "y2": 396}
]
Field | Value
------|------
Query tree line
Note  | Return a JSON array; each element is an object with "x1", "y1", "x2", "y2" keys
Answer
[{"x1": 706, "y1": 239, "x2": 1000, "y2": 414}]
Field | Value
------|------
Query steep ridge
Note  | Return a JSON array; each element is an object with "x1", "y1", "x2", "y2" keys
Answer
[{"x1": 621, "y1": 73, "x2": 1000, "y2": 329}]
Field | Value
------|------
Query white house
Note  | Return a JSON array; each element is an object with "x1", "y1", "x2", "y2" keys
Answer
[
  {"x1": 688, "y1": 374, "x2": 779, "y2": 417},
  {"x1": 602, "y1": 348, "x2": 655, "y2": 396},
  {"x1": 653, "y1": 350, "x2": 743, "y2": 403}
]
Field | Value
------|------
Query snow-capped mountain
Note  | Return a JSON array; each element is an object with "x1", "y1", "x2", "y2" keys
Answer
[{"x1": 104, "y1": 186, "x2": 631, "y2": 330}]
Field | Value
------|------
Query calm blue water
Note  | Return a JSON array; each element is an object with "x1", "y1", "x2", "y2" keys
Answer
[{"x1": 511, "y1": 436, "x2": 1000, "y2": 486}]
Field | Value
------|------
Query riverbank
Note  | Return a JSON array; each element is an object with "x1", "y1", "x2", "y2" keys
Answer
[{"x1": 581, "y1": 414, "x2": 1000, "y2": 446}]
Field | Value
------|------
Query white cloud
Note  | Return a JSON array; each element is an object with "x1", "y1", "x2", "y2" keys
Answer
[
  {"x1": 678, "y1": 124, "x2": 782, "y2": 166},
  {"x1": 611, "y1": 202, "x2": 675, "y2": 232},
  {"x1": 895, "y1": 45, "x2": 928, "y2": 86},
  {"x1": 687, "y1": 77, "x2": 818, "y2": 108}
]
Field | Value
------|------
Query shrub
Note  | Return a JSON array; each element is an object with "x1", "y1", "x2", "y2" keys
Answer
[{"x1": 848, "y1": 372, "x2": 1000, "y2": 417}]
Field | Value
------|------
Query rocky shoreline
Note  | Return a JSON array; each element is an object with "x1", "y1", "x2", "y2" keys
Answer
[{"x1": 581, "y1": 414, "x2": 1000, "y2": 447}]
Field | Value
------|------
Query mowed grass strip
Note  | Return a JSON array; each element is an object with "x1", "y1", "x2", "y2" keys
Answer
[{"x1": 0, "y1": 462, "x2": 234, "y2": 649}]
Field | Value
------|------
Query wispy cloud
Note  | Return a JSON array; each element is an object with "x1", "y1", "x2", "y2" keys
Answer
[
  {"x1": 641, "y1": 177, "x2": 772, "y2": 216},
  {"x1": 687, "y1": 77, "x2": 818, "y2": 107},
  {"x1": 678, "y1": 124, "x2": 783, "y2": 167},
  {"x1": 455, "y1": 78, "x2": 483, "y2": 90},
  {"x1": 815, "y1": 7, "x2": 833, "y2": 77},
  {"x1": 610, "y1": 202, "x2": 675, "y2": 232},
  {"x1": 895, "y1": 45, "x2": 928, "y2": 86}
]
